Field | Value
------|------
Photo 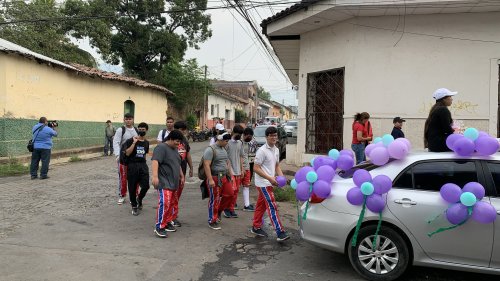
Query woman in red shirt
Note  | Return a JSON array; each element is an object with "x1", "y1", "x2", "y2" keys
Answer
[{"x1": 351, "y1": 112, "x2": 372, "y2": 164}]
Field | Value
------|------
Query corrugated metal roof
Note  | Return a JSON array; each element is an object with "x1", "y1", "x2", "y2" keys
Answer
[{"x1": 261, "y1": 0, "x2": 321, "y2": 31}]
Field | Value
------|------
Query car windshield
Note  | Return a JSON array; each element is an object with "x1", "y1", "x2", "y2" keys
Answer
[
  {"x1": 287, "y1": 121, "x2": 297, "y2": 126},
  {"x1": 254, "y1": 127, "x2": 267, "y2": 137},
  {"x1": 338, "y1": 159, "x2": 396, "y2": 179}
]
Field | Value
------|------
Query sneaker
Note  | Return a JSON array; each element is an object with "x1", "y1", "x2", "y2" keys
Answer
[
  {"x1": 166, "y1": 222, "x2": 176, "y2": 232},
  {"x1": 172, "y1": 219, "x2": 181, "y2": 227},
  {"x1": 277, "y1": 232, "x2": 290, "y2": 242},
  {"x1": 131, "y1": 207, "x2": 139, "y2": 216},
  {"x1": 223, "y1": 209, "x2": 232, "y2": 218},
  {"x1": 216, "y1": 217, "x2": 221, "y2": 223},
  {"x1": 40, "y1": 176, "x2": 49, "y2": 180},
  {"x1": 243, "y1": 205, "x2": 255, "y2": 212},
  {"x1": 154, "y1": 228, "x2": 167, "y2": 238},
  {"x1": 208, "y1": 222, "x2": 221, "y2": 230},
  {"x1": 31, "y1": 176, "x2": 38, "y2": 180},
  {"x1": 137, "y1": 197, "x2": 143, "y2": 210},
  {"x1": 230, "y1": 211, "x2": 238, "y2": 218},
  {"x1": 250, "y1": 227, "x2": 268, "y2": 237},
  {"x1": 117, "y1": 196, "x2": 125, "y2": 205}
]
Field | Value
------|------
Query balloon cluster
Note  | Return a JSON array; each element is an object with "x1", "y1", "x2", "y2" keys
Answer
[
  {"x1": 291, "y1": 149, "x2": 355, "y2": 201},
  {"x1": 365, "y1": 135, "x2": 411, "y2": 166},
  {"x1": 446, "y1": 128, "x2": 499, "y2": 156},
  {"x1": 346, "y1": 169, "x2": 392, "y2": 212}
]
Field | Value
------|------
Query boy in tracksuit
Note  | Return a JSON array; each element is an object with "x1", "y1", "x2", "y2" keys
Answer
[
  {"x1": 242, "y1": 127, "x2": 258, "y2": 211},
  {"x1": 124, "y1": 122, "x2": 150, "y2": 216},
  {"x1": 152, "y1": 130, "x2": 185, "y2": 238},
  {"x1": 223, "y1": 125, "x2": 245, "y2": 219},
  {"x1": 203, "y1": 131, "x2": 233, "y2": 230},
  {"x1": 250, "y1": 126, "x2": 290, "y2": 242},
  {"x1": 113, "y1": 113, "x2": 138, "y2": 204}
]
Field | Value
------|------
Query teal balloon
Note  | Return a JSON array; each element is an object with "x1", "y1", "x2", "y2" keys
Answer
[
  {"x1": 373, "y1": 137, "x2": 382, "y2": 144},
  {"x1": 328, "y1": 149, "x2": 340, "y2": 160},
  {"x1": 310, "y1": 157, "x2": 316, "y2": 166},
  {"x1": 460, "y1": 192, "x2": 477, "y2": 207},
  {"x1": 360, "y1": 182, "x2": 374, "y2": 196},
  {"x1": 290, "y1": 179, "x2": 298, "y2": 190},
  {"x1": 382, "y1": 134, "x2": 395, "y2": 147},
  {"x1": 464, "y1": 128, "x2": 479, "y2": 141},
  {"x1": 306, "y1": 171, "x2": 318, "y2": 183}
]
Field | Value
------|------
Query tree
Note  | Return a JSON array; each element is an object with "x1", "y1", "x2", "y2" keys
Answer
[
  {"x1": 0, "y1": 0, "x2": 96, "y2": 67},
  {"x1": 257, "y1": 86, "x2": 271, "y2": 101},
  {"x1": 63, "y1": 0, "x2": 212, "y2": 81},
  {"x1": 235, "y1": 108, "x2": 247, "y2": 123}
]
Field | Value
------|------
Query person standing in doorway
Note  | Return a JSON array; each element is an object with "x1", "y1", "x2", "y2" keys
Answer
[
  {"x1": 157, "y1": 117, "x2": 175, "y2": 143},
  {"x1": 30, "y1": 117, "x2": 58, "y2": 180},
  {"x1": 250, "y1": 126, "x2": 290, "y2": 242},
  {"x1": 113, "y1": 113, "x2": 138, "y2": 205},
  {"x1": 391, "y1": 117, "x2": 406, "y2": 139},
  {"x1": 104, "y1": 120, "x2": 116, "y2": 156},
  {"x1": 424, "y1": 88, "x2": 457, "y2": 152}
]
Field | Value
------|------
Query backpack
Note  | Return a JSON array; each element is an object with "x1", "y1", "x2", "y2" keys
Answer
[
  {"x1": 161, "y1": 129, "x2": 168, "y2": 142},
  {"x1": 198, "y1": 145, "x2": 216, "y2": 180},
  {"x1": 119, "y1": 140, "x2": 131, "y2": 165},
  {"x1": 121, "y1": 126, "x2": 139, "y2": 139}
]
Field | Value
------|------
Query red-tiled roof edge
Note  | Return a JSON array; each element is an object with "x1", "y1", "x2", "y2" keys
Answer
[
  {"x1": 70, "y1": 63, "x2": 174, "y2": 96},
  {"x1": 214, "y1": 89, "x2": 249, "y2": 104},
  {"x1": 260, "y1": 0, "x2": 321, "y2": 33}
]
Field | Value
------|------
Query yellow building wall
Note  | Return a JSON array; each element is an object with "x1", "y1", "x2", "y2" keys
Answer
[{"x1": 1, "y1": 54, "x2": 168, "y2": 123}]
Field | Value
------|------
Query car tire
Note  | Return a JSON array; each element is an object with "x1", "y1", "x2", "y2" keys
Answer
[{"x1": 348, "y1": 225, "x2": 410, "y2": 281}]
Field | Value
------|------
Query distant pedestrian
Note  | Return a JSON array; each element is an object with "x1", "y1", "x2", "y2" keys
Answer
[
  {"x1": 30, "y1": 117, "x2": 58, "y2": 180},
  {"x1": 351, "y1": 112, "x2": 371, "y2": 165},
  {"x1": 157, "y1": 117, "x2": 175, "y2": 143},
  {"x1": 242, "y1": 127, "x2": 258, "y2": 211},
  {"x1": 104, "y1": 120, "x2": 116, "y2": 156},
  {"x1": 391, "y1": 117, "x2": 406, "y2": 139},
  {"x1": 123, "y1": 122, "x2": 150, "y2": 216},
  {"x1": 424, "y1": 88, "x2": 457, "y2": 152},
  {"x1": 250, "y1": 126, "x2": 290, "y2": 242},
  {"x1": 113, "y1": 113, "x2": 139, "y2": 205},
  {"x1": 223, "y1": 125, "x2": 245, "y2": 219},
  {"x1": 153, "y1": 130, "x2": 185, "y2": 238}
]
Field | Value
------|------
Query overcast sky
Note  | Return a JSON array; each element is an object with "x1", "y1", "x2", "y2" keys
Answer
[{"x1": 78, "y1": 1, "x2": 298, "y2": 107}]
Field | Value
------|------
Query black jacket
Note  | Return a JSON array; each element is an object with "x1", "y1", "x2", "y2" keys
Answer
[
  {"x1": 391, "y1": 127, "x2": 405, "y2": 139},
  {"x1": 425, "y1": 106, "x2": 454, "y2": 152}
]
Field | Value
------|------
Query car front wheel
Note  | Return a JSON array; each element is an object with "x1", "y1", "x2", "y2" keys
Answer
[{"x1": 348, "y1": 225, "x2": 410, "y2": 281}]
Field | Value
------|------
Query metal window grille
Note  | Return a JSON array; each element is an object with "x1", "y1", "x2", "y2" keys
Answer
[{"x1": 306, "y1": 68, "x2": 345, "y2": 154}]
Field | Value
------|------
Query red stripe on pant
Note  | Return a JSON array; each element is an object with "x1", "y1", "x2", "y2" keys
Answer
[
  {"x1": 229, "y1": 176, "x2": 241, "y2": 211},
  {"x1": 252, "y1": 186, "x2": 285, "y2": 235},
  {"x1": 172, "y1": 178, "x2": 185, "y2": 220},
  {"x1": 156, "y1": 189, "x2": 177, "y2": 230},
  {"x1": 207, "y1": 176, "x2": 224, "y2": 224},
  {"x1": 118, "y1": 162, "x2": 128, "y2": 197},
  {"x1": 219, "y1": 175, "x2": 235, "y2": 212}
]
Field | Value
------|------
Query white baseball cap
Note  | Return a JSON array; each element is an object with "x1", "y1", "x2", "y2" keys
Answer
[
  {"x1": 215, "y1": 123, "x2": 224, "y2": 131},
  {"x1": 433, "y1": 88, "x2": 458, "y2": 100}
]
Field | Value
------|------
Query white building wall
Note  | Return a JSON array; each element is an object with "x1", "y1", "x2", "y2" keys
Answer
[
  {"x1": 295, "y1": 12, "x2": 500, "y2": 164},
  {"x1": 207, "y1": 94, "x2": 240, "y2": 121}
]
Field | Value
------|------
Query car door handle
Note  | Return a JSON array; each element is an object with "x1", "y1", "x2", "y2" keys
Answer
[{"x1": 394, "y1": 199, "x2": 417, "y2": 205}]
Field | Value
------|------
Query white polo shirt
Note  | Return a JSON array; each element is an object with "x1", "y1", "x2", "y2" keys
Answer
[{"x1": 254, "y1": 142, "x2": 280, "y2": 187}]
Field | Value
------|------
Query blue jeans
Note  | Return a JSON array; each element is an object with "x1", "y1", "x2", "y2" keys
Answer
[
  {"x1": 104, "y1": 136, "x2": 113, "y2": 155},
  {"x1": 351, "y1": 143, "x2": 366, "y2": 165},
  {"x1": 30, "y1": 148, "x2": 51, "y2": 177}
]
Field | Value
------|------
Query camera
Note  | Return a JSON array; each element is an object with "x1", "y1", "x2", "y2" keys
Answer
[{"x1": 47, "y1": 120, "x2": 58, "y2": 128}]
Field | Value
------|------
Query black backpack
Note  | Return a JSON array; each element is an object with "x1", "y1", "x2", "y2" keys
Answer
[{"x1": 118, "y1": 126, "x2": 139, "y2": 165}]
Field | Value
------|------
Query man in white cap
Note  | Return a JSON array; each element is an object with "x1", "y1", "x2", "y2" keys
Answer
[{"x1": 424, "y1": 88, "x2": 457, "y2": 152}]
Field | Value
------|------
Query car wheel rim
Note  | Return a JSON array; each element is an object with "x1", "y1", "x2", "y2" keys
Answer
[{"x1": 357, "y1": 235, "x2": 399, "y2": 275}]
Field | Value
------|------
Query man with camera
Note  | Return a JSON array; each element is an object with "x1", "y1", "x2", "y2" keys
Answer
[{"x1": 30, "y1": 117, "x2": 58, "y2": 180}]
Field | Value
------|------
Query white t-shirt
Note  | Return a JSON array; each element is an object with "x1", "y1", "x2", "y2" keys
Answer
[
  {"x1": 254, "y1": 142, "x2": 280, "y2": 187},
  {"x1": 215, "y1": 123, "x2": 224, "y2": 131},
  {"x1": 157, "y1": 129, "x2": 170, "y2": 143}
]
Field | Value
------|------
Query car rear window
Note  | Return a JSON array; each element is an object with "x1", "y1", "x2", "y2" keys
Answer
[
  {"x1": 338, "y1": 161, "x2": 393, "y2": 179},
  {"x1": 287, "y1": 121, "x2": 297, "y2": 126}
]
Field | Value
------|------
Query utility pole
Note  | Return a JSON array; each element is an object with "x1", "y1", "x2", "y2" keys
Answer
[
  {"x1": 220, "y1": 58, "x2": 225, "y2": 79},
  {"x1": 254, "y1": 84, "x2": 258, "y2": 123},
  {"x1": 204, "y1": 65, "x2": 208, "y2": 129}
]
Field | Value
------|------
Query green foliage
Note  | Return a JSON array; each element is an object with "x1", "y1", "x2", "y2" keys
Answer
[
  {"x1": 257, "y1": 86, "x2": 271, "y2": 101},
  {"x1": 234, "y1": 109, "x2": 247, "y2": 123},
  {"x1": 69, "y1": 155, "x2": 82, "y2": 162},
  {"x1": 186, "y1": 114, "x2": 197, "y2": 130},
  {"x1": 274, "y1": 186, "x2": 296, "y2": 202},
  {"x1": 0, "y1": 0, "x2": 97, "y2": 67},
  {"x1": 0, "y1": 158, "x2": 29, "y2": 177}
]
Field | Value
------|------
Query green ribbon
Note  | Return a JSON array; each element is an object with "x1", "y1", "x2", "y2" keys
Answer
[
  {"x1": 351, "y1": 195, "x2": 368, "y2": 247},
  {"x1": 302, "y1": 183, "x2": 314, "y2": 220},
  {"x1": 296, "y1": 200, "x2": 300, "y2": 226},
  {"x1": 428, "y1": 206, "x2": 473, "y2": 237},
  {"x1": 372, "y1": 212, "x2": 383, "y2": 250}
]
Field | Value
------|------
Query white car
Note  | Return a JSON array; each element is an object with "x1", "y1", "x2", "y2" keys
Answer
[
  {"x1": 300, "y1": 151, "x2": 500, "y2": 281},
  {"x1": 284, "y1": 120, "x2": 298, "y2": 137}
]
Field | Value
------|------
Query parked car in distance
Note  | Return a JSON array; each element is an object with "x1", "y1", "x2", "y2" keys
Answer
[
  {"x1": 264, "y1": 116, "x2": 281, "y2": 125},
  {"x1": 284, "y1": 120, "x2": 298, "y2": 137},
  {"x1": 253, "y1": 125, "x2": 288, "y2": 160},
  {"x1": 300, "y1": 151, "x2": 500, "y2": 281}
]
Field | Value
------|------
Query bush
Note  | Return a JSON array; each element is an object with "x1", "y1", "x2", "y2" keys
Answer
[
  {"x1": 235, "y1": 109, "x2": 247, "y2": 123},
  {"x1": 69, "y1": 155, "x2": 82, "y2": 162},
  {"x1": 274, "y1": 186, "x2": 296, "y2": 202},
  {"x1": 186, "y1": 114, "x2": 197, "y2": 130},
  {"x1": 0, "y1": 158, "x2": 29, "y2": 177}
]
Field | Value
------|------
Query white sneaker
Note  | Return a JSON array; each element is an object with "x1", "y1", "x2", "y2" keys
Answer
[{"x1": 118, "y1": 196, "x2": 125, "y2": 205}]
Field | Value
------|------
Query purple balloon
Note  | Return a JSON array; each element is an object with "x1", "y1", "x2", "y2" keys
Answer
[
  {"x1": 296, "y1": 181, "x2": 311, "y2": 201},
  {"x1": 445, "y1": 203, "x2": 469, "y2": 225},
  {"x1": 440, "y1": 183, "x2": 462, "y2": 203},
  {"x1": 366, "y1": 194, "x2": 385, "y2": 213},
  {"x1": 372, "y1": 175, "x2": 392, "y2": 194},
  {"x1": 313, "y1": 156, "x2": 330, "y2": 170},
  {"x1": 317, "y1": 165, "x2": 335, "y2": 183},
  {"x1": 340, "y1": 149, "x2": 354, "y2": 157},
  {"x1": 478, "y1": 131, "x2": 490, "y2": 138},
  {"x1": 446, "y1": 134, "x2": 463, "y2": 151},
  {"x1": 388, "y1": 140, "x2": 409, "y2": 159},
  {"x1": 471, "y1": 201, "x2": 497, "y2": 224},
  {"x1": 346, "y1": 187, "x2": 364, "y2": 205},
  {"x1": 370, "y1": 147, "x2": 390, "y2": 166},
  {"x1": 313, "y1": 180, "x2": 331, "y2": 199},
  {"x1": 453, "y1": 138, "x2": 475, "y2": 156},
  {"x1": 398, "y1": 138, "x2": 412, "y2": 151},
  {"x1": 462, "y1": 182, "x2": 485, "y2": 200},
  {"x1": 337, "y1": 155, "x2": 354, "y2": 170},
  {"x1": 475, "y1": 136, "x2": 499, "y2": 156},
  {"x1": 353, "y1": 169, "x2": 372, "y2": 187},
  {"x1": 365, "y1": 144, "x2": 377, "y2": 158},
  {"x1": 276, "y1": 176, "x2": 287, "y2": 188},
  {"x1": 295, "y1": 166, "x2": 314, "y2": 183},
  {"x1": 329, "y1": 160, "x2": 338, "y2": 171}
]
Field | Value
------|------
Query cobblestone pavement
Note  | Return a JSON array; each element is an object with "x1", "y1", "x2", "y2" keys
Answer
[{"x1": 0, "y1": 141, "x2": 494, "y2": 281}]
